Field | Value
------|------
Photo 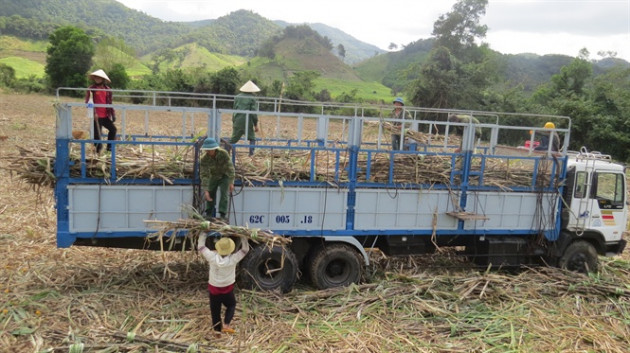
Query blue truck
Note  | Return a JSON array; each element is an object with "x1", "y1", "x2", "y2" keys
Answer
[{"x1": 54, "y1": 89, "x2": 627, "y2": 292}]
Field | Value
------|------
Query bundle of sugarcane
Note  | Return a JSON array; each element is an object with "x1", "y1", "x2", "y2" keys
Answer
[
  {"x1": 380, "y1": 120, "x2": 460, "y2": 146},
  {"x1": 357, "y1": 153, "x2": 453, "y2": 185},
  {"x1": 5, "y1": 145, "x2": 196, "y2": 187},
  {"x1": 4, "y1": 146, "x2": 57, "y2": 187},
  {"x1": 235, "y1": 149, "x2": 347, "y2": 185},
  {"x1": 9, "y1": 141, "x2": 552, "y2": 190},
  {"x1": 144, "y1": 216, "x2": 291, "y2": 251}
]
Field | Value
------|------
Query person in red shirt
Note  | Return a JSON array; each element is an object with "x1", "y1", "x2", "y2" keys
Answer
[{"x1": 85, "y1": 69, "x2": 116, "y2": 153}]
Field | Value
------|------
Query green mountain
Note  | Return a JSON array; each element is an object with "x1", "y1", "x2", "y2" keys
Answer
[
  {"x1": 1, "y1": 0, "x2": 628, "y2": 97},
  {"x1": 181, "y1": 10, "x2": 282, "y2": 57},
  {"x1": 275, "y1": 21, "x2": 385, "y2": 65},
  {"x1": 242, "y1": 25, "x2": 361, "y2": 82},
  {"x1": 0, "y1": 0, "x2": 190, "y2": 54}
]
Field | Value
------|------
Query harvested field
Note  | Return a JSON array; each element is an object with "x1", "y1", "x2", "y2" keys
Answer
[{"x1": 1, "y1": 91, "x2": 629, "y2": 352}]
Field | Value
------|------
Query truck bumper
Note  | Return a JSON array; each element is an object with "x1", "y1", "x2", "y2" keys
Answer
[{"x1": 606, "y1": 239, "x2": 627, "y2": 256}]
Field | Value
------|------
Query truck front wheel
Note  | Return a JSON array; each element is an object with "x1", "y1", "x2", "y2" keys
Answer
[
  {"x1": 237, "y1": 245, "x2": 298, "y2": 293},
  {"x1": 309, "y1": 243, "x2": 362, "y2": 290},
  {"x1": 558, "y1": 240, "x2": 598, "y2": 273}
]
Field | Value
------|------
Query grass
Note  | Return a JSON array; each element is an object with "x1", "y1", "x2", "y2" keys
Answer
[
  {"x1": 0, "y1": 57, "x2": 45, "y2": 78},
  {"x1": 314, "y1": 77, "x2": 392, "y2": 103},
  {"x1": 0, "y1": 35, "x2": 48, "y2": 52}
]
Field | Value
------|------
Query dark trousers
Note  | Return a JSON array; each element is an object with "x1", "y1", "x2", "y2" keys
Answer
[
  {"x1": 209, "y1": 291, "x2": 236, "y2": 332},
  {"x1": 205, "y1": 176, "x2": 231, "y2": 217},
  {"x1": 94, "y1": 118, "x2": 117, "y2": 152},
  {"x1": 391, "y1": 134, "x2": 401, "y2": 150}
]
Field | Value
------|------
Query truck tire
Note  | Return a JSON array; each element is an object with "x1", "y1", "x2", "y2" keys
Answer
[
  {"x1": 309, "y1": 243, "x2": 362, "y2": 290},
  {"x1": 237, "y1": 245, "x2": 298, "y2": 293},
  {"x1": 558, "y1": 240, "x2": 598, "y2": 273}
]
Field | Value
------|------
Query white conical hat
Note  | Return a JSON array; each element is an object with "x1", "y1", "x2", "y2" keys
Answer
[
  {"x1": 239, "y1": 80, "x2": 260, "y2": 93},
  {"x1": 88, "y1": 69, "x2": 111, "y2": 83}
]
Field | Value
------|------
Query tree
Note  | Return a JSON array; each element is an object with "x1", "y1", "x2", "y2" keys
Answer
[
  {"x1": 388, "y1": 43, "x2": 398, "y2": 51},
  {"x1": 284, "y1": 71, "x2": 320, "y2": 111},
  {"x1": 45, "y1": 26, "x2": 94, "y2": 92},
  {"x1": 93, "y1": 37, "x2": 137, "y2": 70},
  {"x1": 408, "y1": 0, "x2": 495, "y2": 111},
  {"x1": 106, "y1": 63, "x2": 130, "y2": 89},
  {"x1": 0, "y1": 63, "x2": 16, "y2": 87},
  {"x1": 408, "y1": 46, "x2": 459, "y2": 109},
  {"x1": 337, "y1": 44, "x2": 346, "y2": 61},
  {"x1": 210, "y1": 67, "x2": 241, "y2": 95},
  {"x1": 432, "y1": 0, "x2": 488, "y2": 58}
]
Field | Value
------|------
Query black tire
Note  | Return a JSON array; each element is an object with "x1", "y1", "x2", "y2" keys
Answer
[
  {"x1": 237, "y1": 245, "x2": 298, "y2": 293},
  {"x1": 558, "y1": 240, "x2": 599, "y2": 273},
  {"x1": 309, "y1": 243, "x2": 362, "y2": 290}
]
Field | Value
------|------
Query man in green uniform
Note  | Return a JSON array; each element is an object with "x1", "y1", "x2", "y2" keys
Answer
[
  {"x1": 389, "y1": 97, "x2": 412, "y2": 150},
  {"x1": 447, "y1": 113, "x2": 481, "y2": 152},
  {"x1": 230, "y1": 80, "x2": 260, "y2": 156},
  {"x1": 200, "y1": 137, "x2": 235, "y2": 220}
]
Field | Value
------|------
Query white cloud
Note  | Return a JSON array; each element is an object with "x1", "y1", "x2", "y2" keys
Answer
[{"x1": 116, "y1": 0, "x2": 630, "y2": 61}]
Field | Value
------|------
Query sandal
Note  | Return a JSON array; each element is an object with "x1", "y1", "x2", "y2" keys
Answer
[{"x1": 221, "y1": 327, "x2": 236, "y2": 334}]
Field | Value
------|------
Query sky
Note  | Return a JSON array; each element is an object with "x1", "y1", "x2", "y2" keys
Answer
[{"x1": 115, "y1": 0, "x2": 630, "y2": 61}]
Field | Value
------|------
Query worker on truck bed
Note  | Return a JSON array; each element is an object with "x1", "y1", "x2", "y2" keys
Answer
[
  {"x1": 198, "y1": 233, "x2": 249, "y2": 337},
  {"x1": 85, "y1": 69, "x2": 116, "y2": 153},
  {"x1": 389, "y1": 97, "x2": 412, "y2": 150},
  {"x1": 535, "y1": 122, "x2": 561, "y2": 152},
  {"x1": 230, "y1": 80, "x2": 260, "y2": 156},
  {"x1": 200, "y1": 138, "x2": 235, "y2": 220},
  {"x1": 447, "y1": 113, "x2": 481, "y2": 152}
]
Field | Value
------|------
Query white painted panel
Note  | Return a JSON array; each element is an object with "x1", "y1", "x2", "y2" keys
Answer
[
  {"x1": 354, "y1": 189, "x2": 458, "y2": 230},
  {"x1": 464, "y1": 192, "x2": 557, "y2": 230},
  {"x1": 69, "y1": 185, "x2": 193, "y2": 232},
  {"x1": 231, "y1": 187, "x2": 347, "y2": 230}
]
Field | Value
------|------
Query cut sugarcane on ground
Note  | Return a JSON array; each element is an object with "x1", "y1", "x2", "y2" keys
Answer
[{"x1": 1, "y1": 92, "x2": 629, "y2": 352}]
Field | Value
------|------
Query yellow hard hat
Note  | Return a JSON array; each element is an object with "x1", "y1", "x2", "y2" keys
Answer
[{"x1": 544, "y1": 122, "x2": 555, "y2": 129}]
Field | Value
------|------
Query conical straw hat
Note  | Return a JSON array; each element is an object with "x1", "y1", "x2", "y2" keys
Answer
[
  {"x1": 88, "y1": 69, "x2": 111, "y2": 83},
  {"x1": 239, "y1": 80, "x2": 260, "y2": 93}
]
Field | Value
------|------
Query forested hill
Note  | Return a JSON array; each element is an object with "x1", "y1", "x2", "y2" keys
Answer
[
  {"x1": 181, "y1": 10, "x2": 281, "y2": 58},
  {"x1": 0, "y1": 0, "x2": 190, "y2": 54},
  {"x1": 0, "y1": 0, "x2": 381, "y2": 62}
]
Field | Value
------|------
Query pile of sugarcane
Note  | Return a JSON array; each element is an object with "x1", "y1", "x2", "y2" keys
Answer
[
  {"x1": 7, "y1": 135, "x2": 554, "y2": 189},
  {"x1": 4, "y1": 145, "x2": 196, "y2": 186},
  {"x1": 380, "y1": 120, "x2": 458, "y2": 145}
]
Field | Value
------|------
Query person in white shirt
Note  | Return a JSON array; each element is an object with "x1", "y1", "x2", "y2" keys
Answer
[{"x1": 197, "y1": 232, "x2": 249, "y2": 336}]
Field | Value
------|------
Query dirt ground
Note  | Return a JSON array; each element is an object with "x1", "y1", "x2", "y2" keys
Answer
[{"x1": 1, "y1": 91, "x2": 630, "y2": 353}]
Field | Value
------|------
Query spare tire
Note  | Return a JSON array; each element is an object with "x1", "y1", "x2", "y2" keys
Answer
[
  {"x1": 309, "y1": 243, "x2": 362, "y2": 290},
  {"x1": 237, "y1": 245, "x2": 298, "y2": 293}
]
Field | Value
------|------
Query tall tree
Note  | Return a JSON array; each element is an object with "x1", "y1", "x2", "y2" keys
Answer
[
  {"x1": 337, "y1": 44, "x2": 346, "y2": 62},
  {"x1": 45, "y1": 26, "x2": 94, "y2": 91},
  {"x1": 432, "y1": 0, "x2": 488, "y2": 58},
  {"x1": 409, "y1": 0, "x2": 495, "y2": 111},
  {"x1": 408, "y1": 47, "x2": 459, "y2": 109}
]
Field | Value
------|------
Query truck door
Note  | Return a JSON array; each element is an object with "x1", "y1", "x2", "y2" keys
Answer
[
  {"x1": 570, "y1": 170, "x2": 627, "y2": 243},
  {"x1": 588, "y1": 171, "x2": 627, "y2": 243}
]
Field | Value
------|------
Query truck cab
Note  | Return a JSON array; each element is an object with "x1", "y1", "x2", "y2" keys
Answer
[{"x1": 556, "y1": 150, "x2": 627, "y2": 271}]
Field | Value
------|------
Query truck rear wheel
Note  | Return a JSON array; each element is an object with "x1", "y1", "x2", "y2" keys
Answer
[
  {"x1": 558, "y1": 240, "x2": 598, "y2": 273},
  {"x1": 237, "y1": 245, "x2": 298, "y2": 293},
  {"x1": 309, "y1": 243, "x2": 362, "y2": 290}
]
